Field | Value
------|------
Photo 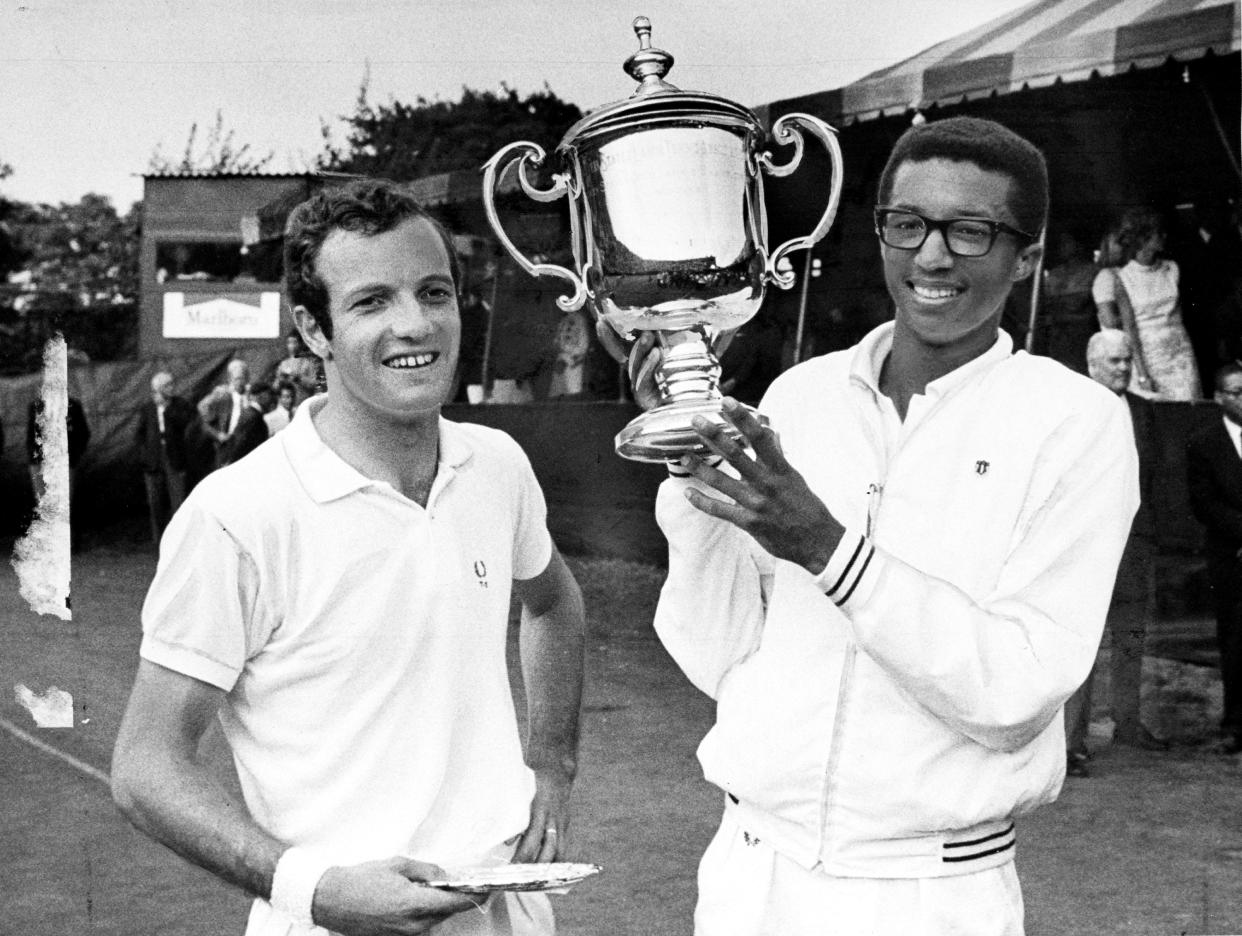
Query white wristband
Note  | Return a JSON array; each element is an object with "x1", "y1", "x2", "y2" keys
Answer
[{"x1": 270, "y1": 847, "x2": 334, "y2": 928}]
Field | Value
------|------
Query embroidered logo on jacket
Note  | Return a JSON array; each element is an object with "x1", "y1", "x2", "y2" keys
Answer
[
  {"x1": 975, "y1": 460, "x2": 990, "y2": 475},
  {"x1": 474, "y1": 560, "x2": 489, "y2": 588}
]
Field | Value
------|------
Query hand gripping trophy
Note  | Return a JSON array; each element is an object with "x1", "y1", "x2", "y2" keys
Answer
[{"x1": 483, "y1": 16, "x2": 843, "y2": 461}]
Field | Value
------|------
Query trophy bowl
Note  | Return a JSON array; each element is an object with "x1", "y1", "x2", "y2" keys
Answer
[{"x1": 483, "y1": 16, "x2": 843, "y2": 462}]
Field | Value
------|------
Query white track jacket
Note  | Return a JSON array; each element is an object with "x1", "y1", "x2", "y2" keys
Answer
[{"x1": 655, "y1": 323, "x2": 1139, "y2": 878}]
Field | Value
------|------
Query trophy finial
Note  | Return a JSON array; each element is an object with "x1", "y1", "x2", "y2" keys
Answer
[{"x1": 624, "y1": 15, "x2": 677, "y2": 94}]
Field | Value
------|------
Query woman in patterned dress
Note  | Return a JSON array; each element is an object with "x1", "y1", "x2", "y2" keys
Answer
[{"x1": 1092, "y1": 208, "x2": 1200, "y2": 400}]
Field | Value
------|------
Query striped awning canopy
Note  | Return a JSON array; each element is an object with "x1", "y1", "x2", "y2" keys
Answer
[{"x1": 770, "y1": 0, "x2": 1239, "y2": 123}]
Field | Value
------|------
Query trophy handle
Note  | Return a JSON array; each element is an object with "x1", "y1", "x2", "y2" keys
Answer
[
  {"x1": 481, "y1": 141, "x2": 588, "y2": 312},
  {"x1": 757, "y1": 114, "x2": 844, "y2": 290}
]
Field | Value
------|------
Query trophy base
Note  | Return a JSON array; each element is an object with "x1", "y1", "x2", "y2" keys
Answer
[{"x1": 614, "y1": 399, "x2": 768, "y2": 463}]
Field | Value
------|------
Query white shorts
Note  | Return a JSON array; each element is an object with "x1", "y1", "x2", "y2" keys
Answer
[{"x1": 695, "y1": 811, "x2": 1024, "y2": 936}]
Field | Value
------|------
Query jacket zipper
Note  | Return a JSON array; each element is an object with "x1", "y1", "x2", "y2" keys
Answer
[{"x1": 816, "y1": 643, "x2": 857, "y2": 864}]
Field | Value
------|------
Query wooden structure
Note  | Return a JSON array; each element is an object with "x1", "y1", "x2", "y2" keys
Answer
[{"x1": 138, "y1": 171, "x2": 329, "y2": 359}]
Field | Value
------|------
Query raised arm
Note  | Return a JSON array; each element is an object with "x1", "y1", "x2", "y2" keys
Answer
[
  {"x1": 679, "y1": 395, "x2": 1138, "y2": 753},
  {"x1": 111, "y1": 664, "x2": 474, "y2": 935},
  {"x1": 512, "y1": 547, "x2": 586, "y2": 862}
]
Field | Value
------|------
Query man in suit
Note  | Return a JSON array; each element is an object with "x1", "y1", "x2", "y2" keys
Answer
[
  {"x1": 197, "y1": 358, "x2": 250, "y2": 468},
  {"x1": 220, "y1": 385, "x2": 272, "y2": 466},
  {"x1": 1066, "y1": 330, "x2": 1166, "y2": 777},
  {"x1": 136, "y1": 371, "x2": 193, "y2": 546},
  {"x1": 1187, "y1": 362, "x2": 1242, "y2": 755}
]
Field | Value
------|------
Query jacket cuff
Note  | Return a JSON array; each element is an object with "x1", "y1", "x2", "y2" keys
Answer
[
  {"x1": 811, "y1": 530, "x2": 880, "y2": 608},
  {"x1": 666, "y1": 454, "x2": 723, "y2": 477}
]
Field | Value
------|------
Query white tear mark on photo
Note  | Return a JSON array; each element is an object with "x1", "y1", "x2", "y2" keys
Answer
[
  {"x1": 11, "y1": 334, "x2": 72, "y2": 620},
  {"x1": 14, "y1": 684, "x2": 75, "y2": 728}
]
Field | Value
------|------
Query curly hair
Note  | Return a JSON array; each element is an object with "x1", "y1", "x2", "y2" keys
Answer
[
  {"x1": 876, "y1": 116, "x2": 1049, "y2": 237},
  {"x1": 283, "y1": 179, "x2": 460, "y2": 340}
]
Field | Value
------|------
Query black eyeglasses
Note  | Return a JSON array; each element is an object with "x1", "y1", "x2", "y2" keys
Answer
[{"x1": 874, "y1": 207, "x2": 1037, "y2": 258}]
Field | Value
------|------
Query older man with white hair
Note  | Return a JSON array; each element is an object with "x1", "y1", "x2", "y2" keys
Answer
[
  {"x1": 1086, "y1": 328, "x2": 1135, "y2": 394},
  {"x1": 1066, "y1": 328, "x2": 1166, "y2": 777},
  {"x1": 197, "y1": 358, "x2": 251, "y2": 469}
]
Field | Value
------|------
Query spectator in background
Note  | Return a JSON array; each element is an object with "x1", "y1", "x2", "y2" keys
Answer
[
  {"x1": 1094, "y1": 207, "x2": 1200, "y2": 400},
  {"x1": 1186, "y1": 362, "x2": 1242, "y2": 756},
  {"x1": 546, "y1": 309, "x2": 591, "y2": 399},
  {"x1": 136, "y1": 371, "x2": 193, "y2": 547},
  {"x1": 1038, "y1": 228, "x2": 1098, "y2": 375},
  {"x1": 220, "y1": 384, "x2": 273, "y2": 466},
  {"x1": 197, "y1": 359, "x2": 250, "y2": 468},
  {"x1": 271, "y1": 330, "x2": 319, "y2": 405},
  {"x1": 1168, "y1": 202, "x2": 1242, "y2": 393},
  {"x1": 263, "y1": 382, "x2": 297, "y2": 436},
  {"x1": 1065, "y1": 330, "x2": 1167, "y2": 777}
]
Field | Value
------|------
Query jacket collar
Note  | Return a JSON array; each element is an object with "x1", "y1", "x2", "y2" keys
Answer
[{"x1": 849, "y1": 321, "x2": 1012, "y2": 402}]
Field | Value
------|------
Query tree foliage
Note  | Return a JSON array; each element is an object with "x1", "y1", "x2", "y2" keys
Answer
[
  {"x1": 148, "y1": 109, "x2": 275, "y2": 174},
  {"x1": 3, "y1": 193, "x2": 140, "y2": 305},
  {"x1": 318, "y1": 81, "x2": 583, "y2": 181},
  {"x1": 0, "y1": 184, "x2": 141, "y2": 368},
  {"x1": 0, "y1": 158, "x2": 21, "y2": 278}
]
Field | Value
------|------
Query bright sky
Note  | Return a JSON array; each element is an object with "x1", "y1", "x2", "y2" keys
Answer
[{"x1": 0, "y1": 0, "x2": 1032, "y2": 210}]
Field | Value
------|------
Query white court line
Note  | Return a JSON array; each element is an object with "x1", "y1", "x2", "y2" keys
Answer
[{"x1": 0, "y1": 715, "x2": 110, "y2": 786}]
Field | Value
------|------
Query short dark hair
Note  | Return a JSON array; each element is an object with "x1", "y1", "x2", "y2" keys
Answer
[
  {"x1": 1214, "y1": 361, "x2": 1242, "y2": 392},
  {"x1": 284, "y1": 179, "x2": 460, "y2": 340},
  {"x1": 1115, "y1": 206, "x2": 1164, "y2": 264},
  {"x1": 876, "y1": 116, "x2": 1049, "y2": 237}
]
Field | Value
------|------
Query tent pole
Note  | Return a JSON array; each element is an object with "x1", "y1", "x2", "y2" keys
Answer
[
  {"x1": 480, "y1": 261, "x2": 499, "y2": 401},
  {"x1": 1024, "y1": 229, "x2": 1047, "y2": 354},
  {"x1": 794, "y1": 249, "x2": 813, "y2": 365}
]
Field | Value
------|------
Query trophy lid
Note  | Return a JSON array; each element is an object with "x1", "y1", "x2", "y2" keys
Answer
[{"x1": 556, "y1": 16, "x2": 764, "y2": 151}]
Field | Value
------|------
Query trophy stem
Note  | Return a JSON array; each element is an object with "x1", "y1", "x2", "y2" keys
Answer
[
  {"x1": 614, "y1": 328, "x2": 767, "y2": 462},
  {"x1": 654, "y1": 330, "x2": 721, "y2": 405}
]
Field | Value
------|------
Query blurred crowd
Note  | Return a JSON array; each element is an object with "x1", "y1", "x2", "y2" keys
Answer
[
  {"x1": 1039, "y1": 201, "x2": 1242, "y2": 395},
  {"x1": 138, "y1": 330, "x2": 320, "y2": 546}
]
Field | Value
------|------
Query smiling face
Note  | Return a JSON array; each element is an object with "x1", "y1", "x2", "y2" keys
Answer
[
  {"x1": 296, "y1": 217, "x2": 460, "y2": 429},
  {"x1": 1217, "y1": 371, "x2": 1242, "y2": 427},
  {"x1": 882, "y1": 158, "x2": 1040, "y2": 362}
]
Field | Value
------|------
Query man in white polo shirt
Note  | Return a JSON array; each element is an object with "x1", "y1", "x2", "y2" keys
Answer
[
  {"x1": 619, "y1": 118, "x2": 1139, "y2": 934},
  {"x1": 112, "y1": 179, "x2": 586, "y2": 936}
]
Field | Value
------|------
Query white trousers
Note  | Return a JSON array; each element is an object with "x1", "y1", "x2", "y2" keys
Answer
[{"x1": 695, "y1": 811, "x2": 1025, "y2": 936}]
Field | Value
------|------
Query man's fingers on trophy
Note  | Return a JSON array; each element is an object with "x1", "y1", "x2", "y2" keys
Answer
[
  {"x1": 721, "y1": 398, "x2": 784, "y2": 467},
  {"x1": 628, "y1": 332, "x2": 659, "y2": 380}
]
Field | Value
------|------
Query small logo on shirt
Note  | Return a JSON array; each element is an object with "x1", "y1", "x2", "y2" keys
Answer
[
  {"x1": 975, "y1": 460, "x2": 990, "y2": 476},
  {"x1": 474, "y1": 560, "x2": 489, "y2": 588}
]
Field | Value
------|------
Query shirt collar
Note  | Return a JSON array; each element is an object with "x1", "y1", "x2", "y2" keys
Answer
[
  {"x1": 849, "y1": 321, "x2": 1012, "y2": 399},
  {"x1": 282, "y1": 395, "x2": 475, "y2": 504},
  {"x1": 1224, "y1": 415, "x2": 1242, "y2": 457}
]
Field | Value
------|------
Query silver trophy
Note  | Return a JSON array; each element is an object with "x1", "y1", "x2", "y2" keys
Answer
[{"x1": 483, "y1": 16, "x2": 843, "y2": 462}]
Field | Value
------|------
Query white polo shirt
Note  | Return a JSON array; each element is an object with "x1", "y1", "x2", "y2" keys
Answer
[{"x1": 140, "y1": 395, "x2": 553, "y2": 871}]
